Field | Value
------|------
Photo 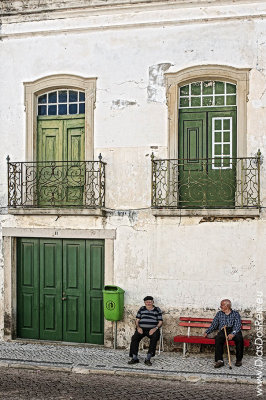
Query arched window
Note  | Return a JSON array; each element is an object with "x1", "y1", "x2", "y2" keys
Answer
[
  {"x1": 165, "y1": 65, "x2": 249, "y2": 159},
  {"x1": 179, "y1": 81, "x2": 236, "y2": 108},
  {"x1": 37, "y1": 89, "x2": 85, "y2": 116},
  {"x1": 24, "y1": 74, "x2": 96, "y2": 161}
]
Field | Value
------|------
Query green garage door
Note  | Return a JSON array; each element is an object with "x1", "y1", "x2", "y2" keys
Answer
[{"x1": 17, "y1": 238, "x2": 104, "y2": 344}]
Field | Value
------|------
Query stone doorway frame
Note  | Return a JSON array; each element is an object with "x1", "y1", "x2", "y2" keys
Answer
[
  {"x1": 24, "y1": 74, "x2": 97, "y2": 161},
  {"x1": 2, "y1": 227, "x2": 115, "y2": 347}
]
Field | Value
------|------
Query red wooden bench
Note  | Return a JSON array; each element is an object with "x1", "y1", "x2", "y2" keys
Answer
[{"x1": 174, "y1": 317, "x2": 251, "y2": 356}]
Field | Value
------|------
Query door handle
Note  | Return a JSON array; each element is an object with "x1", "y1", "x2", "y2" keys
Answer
[
  {"x1": 62, "y1": 292, "x2": 67, "y2": 301},
  {"x1": 62, "y1": 297, "x2": 67, "y2": 301}
]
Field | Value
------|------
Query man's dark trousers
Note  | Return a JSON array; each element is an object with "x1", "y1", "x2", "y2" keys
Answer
[
  {"x1": 129, "y1": 328, "x2": 160, "y2": 357},
  {"x1": 215, "y1": 328, "x2": 244, "y2": 362}
]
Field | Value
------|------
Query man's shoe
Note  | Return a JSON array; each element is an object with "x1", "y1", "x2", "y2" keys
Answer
[
  {"x1": 214, "y1": 360, "x2": 224, "y2": 368},
  {"x1": 128, "y1": 358, "x2": 139, "y2": 365},
  {"x1": 144, "y1": 359, "x2": 152, "y2": 366},
  {"x1": 235, "y1": 360, "x2": 242, "y2": 367}
]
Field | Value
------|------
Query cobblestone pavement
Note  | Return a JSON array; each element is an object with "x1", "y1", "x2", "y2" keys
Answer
[
  {"x1": 0, "y1": 367, "x2": 261, "y2": 400},
  {"x1": 0, "y1": 341, "x2": 264, "y2": 386}
]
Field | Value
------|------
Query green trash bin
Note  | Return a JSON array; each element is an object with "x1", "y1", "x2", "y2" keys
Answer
[{"x1": 103, "y1": 285, "x2": 125, "y2": 321}]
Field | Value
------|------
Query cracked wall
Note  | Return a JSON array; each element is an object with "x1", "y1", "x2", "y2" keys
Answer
[{"x1": 0, "y1": 1, "x2": 265, "y2": 346}]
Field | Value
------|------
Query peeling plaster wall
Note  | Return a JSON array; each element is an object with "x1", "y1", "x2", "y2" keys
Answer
[
  {"x1": 0, "y1": 212, "x2": 265, "y2": 349},
  {"x1": 0, "y1": 1, "x2": 265, "y2": 348}
]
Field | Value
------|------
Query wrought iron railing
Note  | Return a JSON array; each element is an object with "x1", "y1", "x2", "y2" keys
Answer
[
  {"x1": 151, "y1": 151, "x2": 261, "y2": 209},
  {"x1": 7, "y1": 156, "x2": 106, "y2": 208}
]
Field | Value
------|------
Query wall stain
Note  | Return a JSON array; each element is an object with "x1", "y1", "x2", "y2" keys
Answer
[
  {"x1": 4, "y1": 312, "x2": 11, "y2": 336},
  {"x1": 199, "y1": 216, "x2": 257, "y2": 223},
  {"x1": 111, "y1": 99, "x2": 137, "y2": 110}
]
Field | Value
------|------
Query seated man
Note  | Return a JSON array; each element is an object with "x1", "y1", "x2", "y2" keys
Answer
[
  {"x1": 128, "y1": 296, "x2": 163, "y2": 366},
  {"x1": 204, "y1": 299, "x2": 244, "y2": 368}
]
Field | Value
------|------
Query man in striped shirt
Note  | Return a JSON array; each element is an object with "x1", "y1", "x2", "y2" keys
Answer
[
  {"x1": 128, "y1": 296, "x2": 163, "y2": 366},
  {"x1": 204, "y1": 299, "x2": 244, "y2": 368}
]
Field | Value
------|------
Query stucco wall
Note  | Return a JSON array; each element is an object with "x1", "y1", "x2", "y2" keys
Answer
[{"x1": 0, "y1": 0, "x2": 265, "y2": 348}]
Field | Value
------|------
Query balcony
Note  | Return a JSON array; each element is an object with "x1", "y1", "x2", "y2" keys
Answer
[
  {"x1": 151, "y1": 151, "x2": 261, "y2": 213},
  {"x1": 7, "y1": 157, "x2": 105, "y2": 212}
]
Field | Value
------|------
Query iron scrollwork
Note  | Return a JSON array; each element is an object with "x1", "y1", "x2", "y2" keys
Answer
[
  {"x1": 7, "y1": 159, "x2": 106, "y2": 208},
  {"x1": 151, "y1": 152, "x2": 261, "y2": 209}
]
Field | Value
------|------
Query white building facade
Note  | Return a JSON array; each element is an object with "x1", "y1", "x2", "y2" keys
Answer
[{"x1": 0, "y1": 0, "x2": 265, "y2": 350}]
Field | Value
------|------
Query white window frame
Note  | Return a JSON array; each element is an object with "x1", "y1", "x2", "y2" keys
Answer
[
  {"x1": 179, "y1": 81, "x2": 237, "y2": 108},
  {"x1": 212, "y1": 117, "x2": 232, "y2": 170}
]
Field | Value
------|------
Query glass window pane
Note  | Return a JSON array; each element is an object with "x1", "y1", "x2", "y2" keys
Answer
[
  {"x1": 202, "y1": 96, "x2": 213, "y2": 106},
  {"x1": 202, "y1": 81, "x2": 213, "y2": 95},
  {"x1": 69, "y1": 104, "x2": 77, "y2": 114},
  {"x1": 38, "y1": 105, "x2": 47, "y2": 115},
  {"x1": 215, "y1": 119, "x2": 221, "y2": 130},
  {"x1": 223, "y1": 157, "x2": 231, "y2": 168},
  {"x1": 226, "y1": 95, "x2": 236, "y2": 105},
  {"x1": 48, "y1": 105, "x2": 57, "y2": 115},
  {"x1": 180, "y1": 85, "x2": 189, "y2": 96},
  {"x1": 214, "y1": 158, "x2": 222, "y2": 168},
  {"x1": 223, "y1": 119, "x2": 231, "y2": 130},
  {"x1": 58, "y1": 104, "x2": 67, "y2": 115},
  {"x1": 191, "y1": 82, "x2": 201, "y2": 95},
  {"x1": 215, "y1": 81, "x2": 225, "y2": 94},
  {"x1": 79, "y1": 92, "x2": 85, "y2": 101},
  {"x1": 180, "y1": 97, "x2": 189, "y2": 107},
  {"x1": 69, "y1": 90, "x2": 78, "y2": 102},
  {"x1": 215, "y1": 96, "x2": 224, "y2": 106},
  {"x1": 215, "y1": 132, "x2": 221, "y2": 142},
  {"x1": 79, "y1": 103, "x2": 85, "y2": 114},
  {"x1": 48, "y1": 92, "x2": 57, "y2": 103},
  {"x1": 215, "y1": 144, "x2": 222, "y2": 156},
  {"x1": 223, "y1": 132, "x2": 230, "y2": 142},
  {"x1": 38, "y1": 94, "x2": 47, "y2": 104},
  {"x1": 226, "y1": 83, "x2": 236, "y2": 94},
  {"x1": 59, "y1": 90, "x2": 67, "y2": 103},
  {"x1": 223, "y1": 144, "x2": 230, "y2": 155},
  {"x1": 191, "y1": 97, "x2": 201, "y2": 107}
]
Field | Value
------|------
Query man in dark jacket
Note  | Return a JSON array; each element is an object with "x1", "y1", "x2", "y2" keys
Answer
[{"x1": 128, "y1": 296, "x2": 163, "y2": 366}]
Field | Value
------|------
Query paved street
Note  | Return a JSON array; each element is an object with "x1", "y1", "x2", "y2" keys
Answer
[
  {"x1": 0, "y1": 341, "x2": 264, "y2": 399},
  {"x1": 0, "y1": 367, "x2": 260, "y2": 400},
  {"x1": 0, "y1": 341, "x2": 263, "y2": 385}
]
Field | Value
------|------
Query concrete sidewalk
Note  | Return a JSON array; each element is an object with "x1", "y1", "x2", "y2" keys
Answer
[{"x1": 0, "y1": 341, "x2": 264, "y2": 385}]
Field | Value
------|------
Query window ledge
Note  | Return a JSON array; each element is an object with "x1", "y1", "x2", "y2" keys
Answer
[
  {"x1": 152, "y1": 208, "x2": 260, "y2": 218},
  {"x1": 8, "y1": 208, "x2": 105, "y2": 217}
]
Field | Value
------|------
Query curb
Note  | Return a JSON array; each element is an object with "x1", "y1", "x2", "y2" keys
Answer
[{"x1": 0, "y1": 360, "x2": 262, "y2": 385}]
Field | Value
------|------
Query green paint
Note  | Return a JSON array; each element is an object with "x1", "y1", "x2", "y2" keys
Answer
[
  {"x1": 17, "y1": 239, "x2": 40, "y2": 339},
  {"x1": 37, "y1": 116, "x2": 85, "y2": 206},
  {"x1": 86, "y1": 241, "x2": 105, "y2": 344},
  {"x1": 17, "y1": 238, "x2": 104, "y2": 344},
  {"x1": 178, "y1": 108, "x2": 237, "y2": 208}
]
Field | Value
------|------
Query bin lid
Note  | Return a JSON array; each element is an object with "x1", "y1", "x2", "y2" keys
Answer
[{"x1": 103, "y1": 285, "x2": 125, "y2": 293}]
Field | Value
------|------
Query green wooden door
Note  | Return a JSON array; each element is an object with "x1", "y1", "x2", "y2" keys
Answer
[
  {"x1": 207, "y1": 110, "x2": 237, "y2": 207},
  {"x1": 65, "y1": 118, "x2": 85, "y2": 205},
  {"x1": 178, "y1": 111, "x2": 207, "y2": 207},
  {"x1": 178, "y1": 108, "x2": 237, "y2": 208},
  {"x1": 86, "y1": 241, "x2": 105, "y2": 344},
  {"x1": 39, "y1": 239, "x2": 62, "y2": 341},
  {"x1": 17, "y1": 238, "x2": 40, "y2": 339},
  {"x1": 17, "y1": 238, "x2": 104, "y2": 344},
  {"x1": 63, "y1": 240, "x2": 85, "y2": 342},
  {"x1": 37, "y1": 116, "x2": 85, "y2": 206}
]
